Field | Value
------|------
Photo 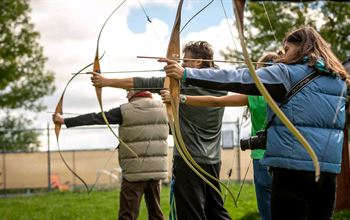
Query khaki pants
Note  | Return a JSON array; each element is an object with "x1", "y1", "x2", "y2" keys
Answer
[{"x1": 118, "y1": 178, "x2": 164, "y2": 220}]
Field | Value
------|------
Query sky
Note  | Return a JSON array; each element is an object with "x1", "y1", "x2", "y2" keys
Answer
[{"x1": 29, "y1": 0, "x2": 249, "y2": 151}]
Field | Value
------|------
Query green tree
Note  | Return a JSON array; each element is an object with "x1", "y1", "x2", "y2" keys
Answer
[
  {"x1": 319, "y1": 2, "x2": 350, "y2": 60},
  {"x1": 0, "y1": 0, "x2": 55, "y2": 151},
  {"x1": 0, "y1": 112, "x2": 40, "y2": 152},
  {"x1": 222, "y1": 2, "x2": 350, "y2": 62}
]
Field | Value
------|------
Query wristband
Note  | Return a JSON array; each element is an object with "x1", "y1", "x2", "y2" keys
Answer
[{"x1": 182, "y1": 68, "x2": 187, "y2": 83}]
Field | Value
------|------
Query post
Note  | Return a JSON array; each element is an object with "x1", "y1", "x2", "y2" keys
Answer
[
  {"x1": 72, "y1": 150, "x2": 76, "y2": 189},
  {"x1": 47, "y1": 123, "x2": 51, "y2": 191},
  {"x1": 236, "y1": 118, "x2": 241, "y2": 182},
  {"x1": 2, "y1": 151, "x2": 6, "y2": 197}
]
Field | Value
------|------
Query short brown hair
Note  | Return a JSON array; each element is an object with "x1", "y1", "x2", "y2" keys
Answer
[{"x1": 182, "y1": 41, "x2": 214, "y2": 68}]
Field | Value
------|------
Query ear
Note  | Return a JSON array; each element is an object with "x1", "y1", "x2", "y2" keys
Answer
[{"x1": 194, "y1": 59, "x2": 203, "y2": 68}]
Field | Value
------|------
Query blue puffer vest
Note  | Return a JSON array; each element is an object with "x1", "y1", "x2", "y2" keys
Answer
[{"x1": 261, "y1": 64, "x2": 346, "y2": 174}]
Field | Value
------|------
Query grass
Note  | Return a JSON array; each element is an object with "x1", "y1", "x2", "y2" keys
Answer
[{"x1": 0, "y1": 183, "x2": 349, "y2": 220}]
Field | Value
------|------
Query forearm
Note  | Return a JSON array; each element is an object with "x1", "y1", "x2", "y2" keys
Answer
[
  {"x1": 134, "y1": 77, "x2": 165, "y2": 93},
  {"x1": 65, "y1": 108, "x2": 122, "y2": 128},
  {"x1": 186, "y1": 96, "x2": 225, "y2": 107},
  {"x1": 105, "y1": 78, "x2": 134, "y2": 89},
  {"x1": 185, "y1": 94, "x2": 248, "y2": 107}
]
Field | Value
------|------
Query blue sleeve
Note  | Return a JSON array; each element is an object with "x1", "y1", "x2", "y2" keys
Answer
[{"x1": 185, "y1": 64, "x2": 291, "y2": 102}]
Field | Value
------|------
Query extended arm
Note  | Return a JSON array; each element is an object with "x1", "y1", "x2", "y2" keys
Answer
[
  {"x1": 52, "y1": 107, "x2": 122, "y2": 128},
  {"x1": 160, "y1": 90, "x2": 248, "y2": 107},
  {"x1": 185, "y1": 94, "x2": 248, "y2": 107},
  {"x1": 90, "y1": 72, "x2": 165, "y2": 94},
  {"x1": 159, "y1": 58, "x2": 289, "y2": 102},
  {"x1": 90, "y1": 72, "x2": 134, "y2": 89}
]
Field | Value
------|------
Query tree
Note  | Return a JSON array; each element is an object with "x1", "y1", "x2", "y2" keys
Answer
[
  {"x1": 319, "y1": 2, "x2": 350, "y2": 60},
  {"x1": 0, "y1": 0, "x2": 55, "y2": 151},
  {"x1": 0, "y1": 112, "x2": 40, "y2": 152},
  {"x1": 221, "y1": 2, "x2": 350, "y2": 62}
]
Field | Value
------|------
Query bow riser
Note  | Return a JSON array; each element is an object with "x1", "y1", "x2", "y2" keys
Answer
[{"x1": 165, "y1": 0, "x2": 238, "y2": 208}]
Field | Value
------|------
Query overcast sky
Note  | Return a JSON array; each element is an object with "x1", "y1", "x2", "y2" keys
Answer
[{"x1": 29, "y1": 0, "x2": 248, "y2": 151}]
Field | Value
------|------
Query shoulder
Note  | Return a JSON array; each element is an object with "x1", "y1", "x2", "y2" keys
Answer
[{"x1": 257, "y1": 63, "x2": 290, "y2": 76}]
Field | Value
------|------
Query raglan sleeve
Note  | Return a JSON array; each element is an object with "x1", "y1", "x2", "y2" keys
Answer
[
  {"x1": 185, "y1": 64, "x2": 290, "y2": 102},
  {"x1": 65, "y1": 107, "x2": 122, "y2": 128}
]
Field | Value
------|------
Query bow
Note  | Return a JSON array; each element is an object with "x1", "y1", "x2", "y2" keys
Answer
[
  {"x1": 91, "y1": 0, "x2": 139, "y2": 159},
  {"x1": 164, "y1": 0, "x2": 238, "y2": 207},
  {"x1": 54, "y1": 58, "x2": 104, "y2": 191},
  {"x1": 232, "y1": 0, "x2": 320, "y2": 181},
  {"x1": 54, "y1": 0, "x2": 139, "y2": 192}
]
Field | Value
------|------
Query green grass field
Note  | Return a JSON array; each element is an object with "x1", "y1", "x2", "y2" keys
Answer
[{"x1": 0, "y1": 183, "x2": 349, "y2": 220}]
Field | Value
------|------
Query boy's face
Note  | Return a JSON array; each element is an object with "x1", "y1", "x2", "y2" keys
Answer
[{"x1": 182, "y1": 51, "x2": 202, "y2": 68}]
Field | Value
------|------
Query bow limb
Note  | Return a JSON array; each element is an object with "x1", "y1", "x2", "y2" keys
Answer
[
  {"x1": 54, "y1": 57, "x2": 105, "y2": 192},
  {"x1": 165, "y1": 0, "x2": 237, "y2": 206},
  {"x1": 92, "y1": 0, "x2": 138, "y2": 160},
  {"x1": 164, "y1": 0, "x2": 182, "y2": 119},
  {"x1": 232, "y1": 0, "x2": 320, "y2": 181},
  {"x1": 54, "y1": 54, "x2": 105, "y2": 140}
]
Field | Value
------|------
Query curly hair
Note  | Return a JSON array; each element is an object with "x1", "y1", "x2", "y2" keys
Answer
[{"x1": 182, "y1": 41, "x2": 214, "y2": 68}]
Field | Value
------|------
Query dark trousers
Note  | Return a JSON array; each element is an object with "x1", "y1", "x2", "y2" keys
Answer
[
  {"x1": 118, "y1": 178, "x2": 164, "y2": 220},
  {"x1": 270, "y1": 167, "x2": 336, "y2": 220},
  {"x1": 173, "y1": 157, "x2": 231, "y2": 220}
]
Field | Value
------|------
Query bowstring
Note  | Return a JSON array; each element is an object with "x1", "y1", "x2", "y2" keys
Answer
[
  {"x1": 180, "y1": 0, "x2": 214, "y2": 33},
  {"x1": 137, "y1": 0, "x2": 166, "y2": 50},
  {"x1": 223, "y1": 106, "x2": 250, "y2": 203},
  {"x1": 262, "y1": 2, "x2": 278, "y2": 43},
  {"x1": 220, "y1": 0, "x2": 239, "y2": 54}
]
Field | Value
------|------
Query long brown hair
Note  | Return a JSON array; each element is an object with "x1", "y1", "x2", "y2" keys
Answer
[{"x1": 276, "y1": 27, "x2": 348, "y2": 79}]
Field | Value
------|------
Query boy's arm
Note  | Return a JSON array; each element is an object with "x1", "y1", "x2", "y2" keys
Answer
[
  {"x1": 90, "y1": 72, "x2": 165, "y2": 94},
  {"x1": 185, "y1": 94, "x2": 248, "y2": 107},
  {"x1": 53, "y1": 108, "x2": 122, "y2": 128},
  {"x1": 160, "y1": 89, "x2": 248, "y2": 107},
  {"x1": 90, "y1": 72, "x2": 134, "y2": 89}
]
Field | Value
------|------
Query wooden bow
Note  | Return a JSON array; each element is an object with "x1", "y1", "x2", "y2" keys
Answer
[
  {"x1": 232, "y1": 0, "x2": 320, "y2": 181},
  {"x1": 53, "y1": 0, "x2": 140, "y2": 192},
  {"x1": 164, "y1": 0, "x2": 237, "y2": 206},
  {"x1": 54, "y1": 59, "x2": 104, "y2": 191},
  {"x1": 91, "y1": 0, "x2": 138, "y2": 159}
]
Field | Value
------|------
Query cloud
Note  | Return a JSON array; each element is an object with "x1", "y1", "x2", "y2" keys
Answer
[{"x1": 30, "y1": 0, "x2": 245, "y2": 150}]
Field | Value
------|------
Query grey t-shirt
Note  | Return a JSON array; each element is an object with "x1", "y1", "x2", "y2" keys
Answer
[{"x1": 134, "y1": 77, "x2": 227, "y2": 164}]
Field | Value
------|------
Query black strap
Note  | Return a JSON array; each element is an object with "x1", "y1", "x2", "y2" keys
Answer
[
  {"x1": 265, "y1": 71, "x2": 320, "y2": 129},
  {"x1": 280, "y1": 71, "x2": 320, "y2": 106}
]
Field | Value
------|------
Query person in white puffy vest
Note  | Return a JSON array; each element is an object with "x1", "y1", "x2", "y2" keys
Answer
[{"x1": 53, "y1": 90, "x2": 168, "y2": 220}]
